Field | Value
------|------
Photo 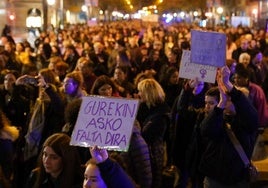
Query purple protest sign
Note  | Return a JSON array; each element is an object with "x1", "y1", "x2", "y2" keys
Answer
[{"x1": 70, "y1": 96, "x2": 139, "y2": 152}]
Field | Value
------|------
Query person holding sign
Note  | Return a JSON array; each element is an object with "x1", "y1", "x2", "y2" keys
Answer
[
  {"x1": 83, "y1": 146, "x2": 136, "y2": 188},
  {"x1": 89, "y1": 75, "x2": 152, "y2": 187},
  {"x1": 199, "y1": 66, "x2": 258, "y2": 187}
]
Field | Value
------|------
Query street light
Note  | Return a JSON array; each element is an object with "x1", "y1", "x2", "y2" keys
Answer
[
  {"x1": 216, "y1": 7, "x2": 223, "y2": 15},
  {"x1": 216, "y1": 7, "x2": 223, "y2": 25}
]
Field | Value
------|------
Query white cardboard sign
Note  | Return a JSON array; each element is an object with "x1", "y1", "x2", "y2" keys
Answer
[
  {"x1": 179, "y1": 50, "x2": 217, "y2": 83},
  {"x1": 70, "y1": 96, "x2": 139, "y2": 151}
]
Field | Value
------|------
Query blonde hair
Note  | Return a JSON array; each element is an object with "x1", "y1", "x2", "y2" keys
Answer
[{"x1": 137, "y1": 78, "x2": 165, "y2": 108}]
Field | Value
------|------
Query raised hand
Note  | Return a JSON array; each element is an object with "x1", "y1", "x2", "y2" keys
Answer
[{"x1": 89, "y1": 146, "x2": 109, "y2": 164}]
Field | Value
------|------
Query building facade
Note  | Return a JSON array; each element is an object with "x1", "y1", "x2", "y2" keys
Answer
[{"x1": 0, "y1": 0, "x2": 85, "y2": 36}]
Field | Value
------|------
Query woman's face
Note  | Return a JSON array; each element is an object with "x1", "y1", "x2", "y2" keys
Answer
[
  {"x1": 169, "y1": 71, "x2": 179, "y2": 85},
  {"x1": 83, "y1": 163, "x2": 107, "y2": 188},
  {"x1": 114, "y1": 68, "x2": 126, "y2": 82},
  {"x1": 204, "y1": 95, "x2": 218, "y2": 114},
  {"x1": 98, "y1": 84, "x2": 113, "y2": 97},
  {"x1": 42, "y1": 146, "x2": 63, "y2": 178},
  {"x1": 137, "y1": 89, "x2": 145, "y2": 102}
]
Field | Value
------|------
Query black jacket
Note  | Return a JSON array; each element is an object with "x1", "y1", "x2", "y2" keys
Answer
[{"x1": 199, "y1": 87, "x2": 258, "y2": 185}]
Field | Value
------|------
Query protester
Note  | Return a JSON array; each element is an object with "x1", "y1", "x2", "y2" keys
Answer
[
  {"x1": 90, "y1": 75, "x2": 120, "y2": 97},
  {"x1": 111, "y1": 65, "x2": 135, "y2": 98},
  {"x1": 199, "y1": 66, "x2": 258, "y2": 187},
  {"x1": 61, "y1": 71, "x2": 87, "y2": 104},
  {"x1": 136, "y1": 78, "x2": 170, "y2": 188},
  {"x1": 15, "y1": 68, "x2": 65, "y2": 186},
  {"x1": 234, "y1": 63, "x2": 268, "y2": 128},
  {"x1": 25, "y1": 133, "x2": 83, "y2": 188},
  {"x1": 170, "y1": 78, "x2": 210, "y2": 188},
  {"x1": 83, "y1": 146, "x2": 136, "y2": 188},
  {"x1": 159, "y1": 66, "x2": 183, "y2": 108}
]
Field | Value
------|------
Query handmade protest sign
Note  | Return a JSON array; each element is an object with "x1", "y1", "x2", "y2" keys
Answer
[
  {"x1": 70, "y1": 96, "x2": 139, "y2": 151},
  {"x1": 191, "y1": 29, "x2": 226, "y2": 67},
  {"x1": 179, "y1": 50, "x2": 217, "y2": 83}
]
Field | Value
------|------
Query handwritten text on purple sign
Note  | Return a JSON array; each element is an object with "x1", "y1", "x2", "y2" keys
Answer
[{"x1": 73, "y1": 99, "x2": 138, "y2": 148}]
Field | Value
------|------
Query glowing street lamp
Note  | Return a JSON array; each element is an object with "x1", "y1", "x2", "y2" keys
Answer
[
  {"x1": 47, "y1": 0, "x2": 55, "y2": 6},
  {"x1": 216, "y1": 7, "x2": 223, "y2": 15}
]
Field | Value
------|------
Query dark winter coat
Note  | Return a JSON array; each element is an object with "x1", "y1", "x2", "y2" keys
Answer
[{"x1": 199, "y1": 87, "x2": 258, "y2": 185}]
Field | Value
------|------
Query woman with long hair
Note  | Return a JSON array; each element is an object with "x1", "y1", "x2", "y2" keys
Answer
[{"x1": 25, "y1": 133, "x2": 83, "y2": 188}]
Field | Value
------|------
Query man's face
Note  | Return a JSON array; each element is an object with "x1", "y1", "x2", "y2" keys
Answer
[
  {"x1": 233, "y1": 74, "x2": 248, "y2": 87},
  {"x1": 63, "y1": 77, "x2": 78, "y2": 95},
  {"x1": 240, "y1": 39, "x2": 248, "y2": 50},
  {"x1": 224, "y1": 97, "x2": 236, "y2": 115}
]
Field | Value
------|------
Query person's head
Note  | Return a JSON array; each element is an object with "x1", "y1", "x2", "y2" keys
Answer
[
  {"x1": 81, "y1": 61, "x2": 94, "y2": 77},
  {"x1": 83, "y1": 159, "x2": 107, "y2": 188},
  {"x1": 133, "y1": 72, "x2": 154, "y2": 88},
  {"x1": 113, "y1": 66, "x2": 129, "y2": 83},
  {"x1": 76, "y1": 57, "x2": 89, "y2": 71},
  {"x1": 4, "y1": 70, "x2": 18, "y2": 92},
  {"x1": 151, "y1": 49, "x2": 160, "y2": 61},
  {"x1": 116, "y1": 50, "x2": 130, "y2": 67},
  {"x1": 140, "y1": 45, "x2": 148, "y2": 56},
  {"x1": 159, "y1": 67, "x2": 179, "y2": 86},
  {"x1": 90, "y1": 75, "x2": 116, "y2": 97},
  {"x1": 167, "y1": 47, "x2": 180, "y2": 64},
  {"x1": 180, "y1": 40, "x2": 190, "y2": 50},
  {"x1": 240, "y1": 38, "x2": 249, "y2": 51},
  {"x1": 39, "y1": 68, "x2": 58, "y2": 86},
  {"x1": 54, "y1": 61, "x2": 69, "y2": 79},
  {"x1": 128, "y1": 36, "x2": 137, "y2": 48},
  {"x1": 36, "y1": 133, "x2": 82, "y2": 187},
  {"x1": 137, "y1": 78, "x2": 165, "y2": 108},
  {"x1": 21, "y1": 64, "x2": 38, "y2": 76},
  {"x1": 15, "y1": 42, "x2": 25, "y2": 52},
  {"x1": 233, "y1": 63, "x2": 250, "y2": 87},
  {"x1": 153, "y1": 40, "x2": 163, "y2": 51},
  {"x1": 4, "y1": 41, "x2": 14, "y2": 53},
  {"x1": 238, "y1": 52, "x2": 251, "y2": 67},
  {"x1": 65, "y1": 44, "x2": 77, "y2": 55},
  {"x1": 63, "y1": 71, "x2": 83, "y2": 96},
  {"x1": 204, "y1": 87, "x2": 220, "y2": 114},
  {"x1": 93, "y1": 42, "x2": 104, "y2": 55}
]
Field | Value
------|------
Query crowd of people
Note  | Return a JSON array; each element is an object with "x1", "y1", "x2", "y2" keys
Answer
[{"x1": 0, "y1": 20, "x2": 268, "y2": 188}]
